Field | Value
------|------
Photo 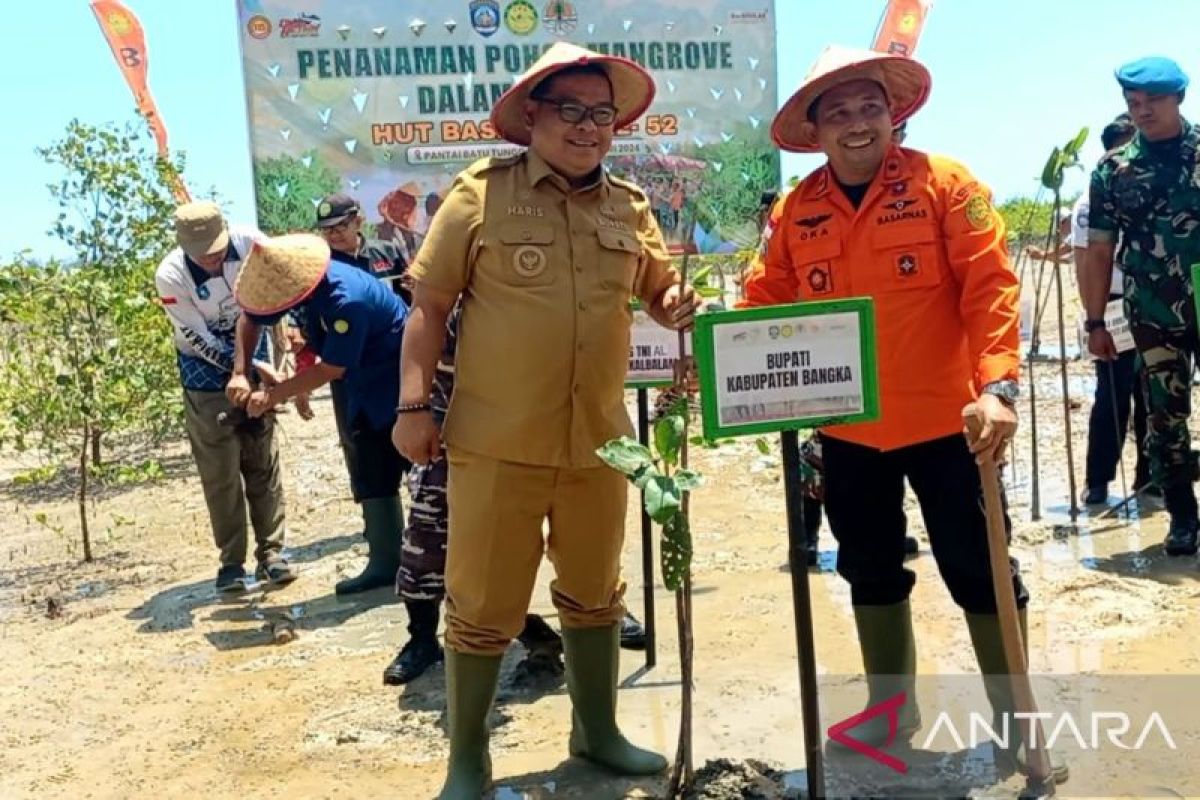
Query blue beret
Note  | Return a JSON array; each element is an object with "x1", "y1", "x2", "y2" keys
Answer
[{"x1": 1115, "y1": 56, "x2": 1189, "y2": 94}]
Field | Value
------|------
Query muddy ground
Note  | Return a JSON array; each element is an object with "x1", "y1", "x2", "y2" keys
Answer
[{"x1": 4, "y1": 273, "x2": 1200, "y2": 799}]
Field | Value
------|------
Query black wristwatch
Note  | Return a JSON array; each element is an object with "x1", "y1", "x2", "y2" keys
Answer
[
  {"x1": 982, "y1": 379, "x2": 1020, "y2": 407},
  {"x1": 1084, "y1": 318, "x2": 1107, "y2": 333}
]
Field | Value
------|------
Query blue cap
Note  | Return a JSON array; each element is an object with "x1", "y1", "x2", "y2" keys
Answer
[{"x1": 1115, "y1": 56, "x2": 1189, "y2": 94}]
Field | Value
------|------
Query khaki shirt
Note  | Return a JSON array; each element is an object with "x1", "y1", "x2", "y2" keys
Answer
[{"x1": 410, "y1": 150, "x2": 678, "y2": 468}]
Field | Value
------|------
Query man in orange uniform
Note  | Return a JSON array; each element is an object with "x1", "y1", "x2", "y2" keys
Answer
[{"x1": 745, "y1": 46, "x2": 1066, "y2": 783}]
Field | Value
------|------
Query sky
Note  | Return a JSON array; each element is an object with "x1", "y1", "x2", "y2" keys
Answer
[{"x1": 3, "y1": 0, "x2": 1198, "y2": 259}]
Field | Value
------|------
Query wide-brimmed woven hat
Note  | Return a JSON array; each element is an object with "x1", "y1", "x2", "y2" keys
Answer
[
  {"x1": 234, "y1": 233, "x2": 330, "y2": 315},
  {"x1": 490, "y1": 41, "x2": 655, "y2": 146},
  {"x1": 772, "y1": 45, "x2": 931, "y2": 153}
]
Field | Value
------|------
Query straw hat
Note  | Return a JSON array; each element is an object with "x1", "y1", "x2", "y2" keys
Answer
[
  {"x1": 772, "y1": 45, "x2": 931, "y2": 153},
  {"x1": 489, "y1": 41, "x2": 655, "y2": 146},
  {"x1": 234, "y1": 233, "x2": 330, "y2": 315}
]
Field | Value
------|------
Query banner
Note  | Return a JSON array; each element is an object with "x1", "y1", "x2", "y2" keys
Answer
[
  {"x1": 90, "y1": 0, "x2": 190, "y2": 202},
  {"x1": 626, "y1": 305, "x2": 692, "y2": 388},
  {"x1": 236, "y1": 1, "x2": 778, "y2": 256},
  {"x1": 871, "y1": 0, "x2": 933, "y2": 57}
]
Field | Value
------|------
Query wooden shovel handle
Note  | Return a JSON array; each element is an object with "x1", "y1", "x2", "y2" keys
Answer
[{"x1": 963, "y1": 403, "x2": 1054, "y2": 788}]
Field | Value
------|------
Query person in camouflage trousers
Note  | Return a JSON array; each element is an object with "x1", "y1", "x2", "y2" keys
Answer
[
  {"x1": 383, "y1": 306, "x2": 460, "y2": 684},
  {"x1": 1086, "y1": 55, "x2": 1200, "y2": 555}
]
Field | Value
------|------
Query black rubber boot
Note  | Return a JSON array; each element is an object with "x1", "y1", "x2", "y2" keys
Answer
[
  {"x1": 383, "y1": 600, "x2": 443, "y2": 685},
  {"x1": 828, "y1": 600, "x2": 921, "y2": 752},
  {"x1": 619, "y1": 612, "x2": 646, "y2": 651},
  {"x1": 335, "y1": 496, "x2": 402, "y2": 595},
  {"x1": 1163, "y1": 482, "x2": 1199, "y2": 556},
  {"x1": 965, "y1": 610, "x2": 1069, "y2": 785}
]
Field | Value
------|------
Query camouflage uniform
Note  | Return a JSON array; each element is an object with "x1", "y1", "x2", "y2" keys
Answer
[
  {"x1": 395, "y1": 306, "x2": 460, "y2": 601},
  {"x1": 1089, "y1": 120, "x2": 1200, "y2": 493}
]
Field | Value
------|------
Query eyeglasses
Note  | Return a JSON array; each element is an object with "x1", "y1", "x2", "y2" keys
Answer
[{"x1": 534, "y1": 97, "x2": 618, "y2": 127}]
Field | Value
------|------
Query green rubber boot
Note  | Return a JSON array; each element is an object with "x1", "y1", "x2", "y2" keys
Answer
[
  {"x1": 829, "y1": 600, "x2": 921, "y2": 751},
  {"x1": 562, "y1": 624, "x2": 667, "y2": 775},
  {"x1": 335, "y1": 496, "x2": 402, "y2": 595},
  {"x1": 437, "y1": 649, "x2": 503, "y2": 800},
  {"x1": 965, "y1": 610, "x2": 1069, "y2": 785}
]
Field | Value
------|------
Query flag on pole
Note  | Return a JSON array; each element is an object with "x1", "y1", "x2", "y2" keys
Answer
[
  {"x1": 90, "y1": 0, "x2": 190, "y2": 202},
  {"x1": 871, "y1": 0, "x2": 934, "y2": 57}
]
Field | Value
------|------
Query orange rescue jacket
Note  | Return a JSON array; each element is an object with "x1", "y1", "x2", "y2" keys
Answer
[{"x1": 741, "y1": 146, "x2": 1020, "y2": 451}]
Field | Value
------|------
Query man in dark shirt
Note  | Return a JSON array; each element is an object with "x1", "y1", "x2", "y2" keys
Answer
[{"x1": 316, "y1": 192, "x2": 411, "y2": 304}]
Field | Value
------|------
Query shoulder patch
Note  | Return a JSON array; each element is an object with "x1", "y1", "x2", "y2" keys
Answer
[
  {"x1": 952, "y1": 180, "x2": 980, "y2": 205},
  {"x1": 965, "y1": 194, "x2": 993, "y2": 230}
]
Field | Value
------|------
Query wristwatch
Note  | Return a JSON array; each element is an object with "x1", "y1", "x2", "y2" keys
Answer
[
  {"x1": 1084, "y1": 318, "x2": 1107, "y2": 333},
  {"x1": 982, "y1": 379, "x2": 1020, "y2": 407}
]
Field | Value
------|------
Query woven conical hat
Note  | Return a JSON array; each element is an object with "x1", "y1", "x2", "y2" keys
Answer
[
  {"x1": 234, "y1": 233, "x2": 330, "y2": 315},
  {"x1": 490, "y1": 41, "x2": 655, "y2": 147},
  {"x1": 772, "y1": 45, "x2": 931, "y2": 153}
]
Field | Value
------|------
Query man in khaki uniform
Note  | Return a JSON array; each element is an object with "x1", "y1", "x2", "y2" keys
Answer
[{"x1": 392, "y1": 42, "x2": 697, "y2": 799}]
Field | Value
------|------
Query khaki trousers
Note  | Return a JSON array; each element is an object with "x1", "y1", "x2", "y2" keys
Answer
[
  {"x1": 444, "y1": 448, "x2": 628, "y2": 655},
  {"x1": 183, "y1": 389, "x2": 286, "y2": 567}
]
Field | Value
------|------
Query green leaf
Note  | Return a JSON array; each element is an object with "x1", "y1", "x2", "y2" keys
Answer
[
  {"x1": 1064, "y1": 126, "x2": 1089, "y2": 159},
  {"x1": 654, "y1": 414, "x2": 685, "y2": 466},
  {"x1": 695, "y1": 286, "x2": 724, "y2": 299},
  {"x1": 1040, "y1": 146, "x2": 1063, "y2": 191},
  {"x1": 631, "y1": 462, "x2": 661, "y2": 491},
  {"x1": 755, "y1": 437, "x2": 771, "y2": 455},
  {"x1": 661, "y1": 512, "x2": 693, "y2": 592},
  {"x1": 644, "y1": 475, "x2": 682, "y2": 523},
  {"x1": 689, "y1": 264, "x2": 713, "y2": 285},
  {"x1": 595, "y1": 437, "x2": 654, "y2": 476},
  {"x1": 674, "y1": 469, "x2": 703, "y2": 491}
]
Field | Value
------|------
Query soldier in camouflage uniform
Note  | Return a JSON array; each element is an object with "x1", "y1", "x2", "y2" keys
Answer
[
  {"x1": 383, "y1": 305, "x2": 460, "y2": 684},
  {"x1": 1086, "y1": 56, "x2": 1200, "y2": 555}
]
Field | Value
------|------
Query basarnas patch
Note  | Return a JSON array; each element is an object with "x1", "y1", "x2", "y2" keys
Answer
[{"x1": 965, "y1": 194, "x2": 992, "y2": 230}]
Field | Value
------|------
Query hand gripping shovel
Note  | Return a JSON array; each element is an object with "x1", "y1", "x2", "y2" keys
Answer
[{"x1": 963, "y1": 404, "x2": 1056, "y2": 799}]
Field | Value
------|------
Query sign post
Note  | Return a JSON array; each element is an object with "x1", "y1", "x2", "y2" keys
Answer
[
  {"x1": 692, "y1": 297, "x2": 880, "y2": 799},
  {"x1": 625, "y1": 304, "x2": 691, "y2": 670}
]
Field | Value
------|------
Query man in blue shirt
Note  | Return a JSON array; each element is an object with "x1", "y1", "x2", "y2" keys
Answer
[{"x1": 228, "y1": 233, "x2": 410, "y2": 595}]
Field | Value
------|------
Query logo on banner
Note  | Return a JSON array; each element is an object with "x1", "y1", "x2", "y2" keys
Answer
[
  {"x1": 280, "y1": 13, "x2": 320, "y2": 38},
  {"x1": 729, "y1": 9, "x2": 769, "y2": 23},
  {"x1": 504, "y1": 0, "x2": 539, "y2": 34},
  {"x1": 470, "y1": 0, "x2": 502, "y2": 37},
  {"x1": 896, "y1": 253, "x2": 918, "y2": 278},
  {"x1": 806, "y1": 263, "x2": 832, "y2": 294},
  {"x1": 106, "y1": 11, "x2": 133, "y2": 36},
  {"x1": 542, "y1": 1, "x2": 578, "y2": 35},
  {"x1": 247, "y1": 15, "x2": 272, "y2": 39}
]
